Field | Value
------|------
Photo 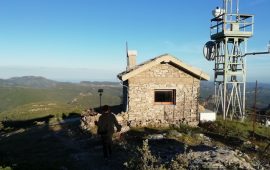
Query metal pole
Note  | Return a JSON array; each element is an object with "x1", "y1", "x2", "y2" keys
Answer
[
  {"x1": 99, "y1": 93, "x2": 102, "y2": 112},
  {"x1": 243, "y1": 39, "x2": 247, "y2": 121},
  {"x1": 223, "y1": 39, "x2": 228, "y2": 120},
  {"x1": 98, "y1": 89, "x2": 103, "y2": 113},
  {"x1": 230, "y1": 0, "x2": 233, "y2": 16},
  {"x1": 253, "y1": 80, "x2": 258, "y2": 138},
  {"x1": 236, "y1": 0, "x2": 239, "y2": 14}
]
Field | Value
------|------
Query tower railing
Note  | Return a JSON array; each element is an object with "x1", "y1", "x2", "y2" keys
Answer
[{"x1": 210, "y1": 13, "x2": 254, "y2": 39}]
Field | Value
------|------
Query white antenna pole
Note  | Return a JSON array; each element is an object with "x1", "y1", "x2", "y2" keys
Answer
[
  {"x1": 126, "y1": 41, "x2": 129, "y2": 70},
  {"x1": 223, "y1": 0, "x2": 226, "y2": 13},
  {"x1": 236, "y1": 0, "x2": 239, "y2": 14},
  {"x1": 126, "y1": 41, "x2": 128, "y2": 56},
  {"x1": 267, "y1": 41, "x2": 270, "y2": 53},
  {"x1": 230, "y1": 0, "x2": 233, "y2": 14}
]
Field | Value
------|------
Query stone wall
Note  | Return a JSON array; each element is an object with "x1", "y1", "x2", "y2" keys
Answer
[
  {"x1": 127, "y1": 63, "x2": 200, "y2": 126},
  {"x1": 81, "y1": 110, "x2": 130, "y2": 133}
]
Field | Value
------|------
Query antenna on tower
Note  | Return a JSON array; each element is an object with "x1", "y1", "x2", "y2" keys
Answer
[
  {"x1": 205, "y1": 0, "x2": 270, "y2": 121},
  {"x1": 267, "y1": 41, "x2": 270, "y2": 53},
  {"x1": 205, "y1": 0, "x2": 254, "y2": 120}
]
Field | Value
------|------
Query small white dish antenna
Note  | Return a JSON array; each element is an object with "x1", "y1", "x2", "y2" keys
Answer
[
  {"x1": 212, "y1": 7, "x2": 225, "y2": 18},
  {"x1": 203, "y1": 41, "x2": 216, "y2": 61}
]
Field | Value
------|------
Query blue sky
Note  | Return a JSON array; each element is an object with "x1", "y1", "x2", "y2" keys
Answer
[{"x1": 0, "y1": 0, "x2": 269, "y2": 82}]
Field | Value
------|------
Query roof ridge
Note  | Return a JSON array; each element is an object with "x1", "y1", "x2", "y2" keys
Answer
[{"x1": 117, "y1": 53, "x2": 210, "y2": 81}]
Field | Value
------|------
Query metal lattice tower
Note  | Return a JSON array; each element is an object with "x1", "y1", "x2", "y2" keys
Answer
[{"x1": 204, "y1": 0, "x2": 254, "y2": 120}]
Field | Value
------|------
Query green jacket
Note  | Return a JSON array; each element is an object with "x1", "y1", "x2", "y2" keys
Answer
[{"x1": 97, "y1": 112, "x2": 121, "y2": 136}]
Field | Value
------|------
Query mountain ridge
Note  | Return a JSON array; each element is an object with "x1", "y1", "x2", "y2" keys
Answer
[
  {"x1": 0, "y1": 76, "x2": 58, "y2": 88},
  {"x1": 0, "y1": 76, "x2": 269, "y2": 111},
  {"x1": 0, "y1": 76, "x2": 121, "y2": 88}
]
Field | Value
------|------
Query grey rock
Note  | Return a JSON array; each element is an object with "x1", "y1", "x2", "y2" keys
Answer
[
  {"x1": 185, "y1": 147, "x2": 255, "y2": 170},
  {"x1": 147, "y1": 134, "x2": 164, "y2": 140},
  {"x1": 167, "y1": 130, "x2": 183, "y2": 138}
]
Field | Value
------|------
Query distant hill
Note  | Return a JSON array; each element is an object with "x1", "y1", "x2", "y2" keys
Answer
[
  {"x1": 0, "y1": 76, "x2": 58, "y2": 88},
  {"x1": 0, "y1": 76, "x2": 269, "y2": 121},
  {"x1": 200, "y1": 81, "x2": 270, "y2": 109},
  {"x1": 0, "y1": 76, "x2": 122, "y2": 120},
  {"x1": 0, "y1": 76, "x2": 121, "y2": 89},
  {"x1": 79, "y1": 81, "x2": 121, "y2": 87}
]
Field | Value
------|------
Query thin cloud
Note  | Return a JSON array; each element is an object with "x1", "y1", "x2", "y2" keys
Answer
[
  {"x1": 163, "y1": 40, "x2": 203, "y2": 55},
  {"x1": 248, "y1": 0, "x2": 268, "y2": 6}
]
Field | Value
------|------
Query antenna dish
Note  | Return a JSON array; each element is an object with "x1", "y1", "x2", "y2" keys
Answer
[{"x1": 203, "y1": 41, "x2": 216, "y2": 61}]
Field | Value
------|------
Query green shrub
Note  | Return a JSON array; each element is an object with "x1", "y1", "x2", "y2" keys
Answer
[
  {"x1": 170, "y1": 154, "x2": 190, "y2": 170},
  {"x1": 0, "y1": 166, "x2": 12, "y2": 170},
  {"x1": 125, "y1": 139, "x2": 165, "y2": 170}
]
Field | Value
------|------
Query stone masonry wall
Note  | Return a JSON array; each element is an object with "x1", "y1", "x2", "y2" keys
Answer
[{"x1": 127, "y1": 63, "x2": 200, "y2": 126}]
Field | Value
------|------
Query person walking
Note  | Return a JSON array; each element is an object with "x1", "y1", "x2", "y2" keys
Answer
[{"x1": 96, "y1": 105, "x2": 122, "y2": 159}]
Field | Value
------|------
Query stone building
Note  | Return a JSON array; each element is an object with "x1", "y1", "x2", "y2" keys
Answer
[{"x1": 117, "y1": 51, "x2": 210, "y2": 126}]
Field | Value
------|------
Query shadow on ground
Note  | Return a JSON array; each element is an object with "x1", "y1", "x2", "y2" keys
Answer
[
  {"x1": 1, "y1": 115, "x2": 54, "y2": 131},
  {"x1": 0, "y1": 112, "x2": 93, "y2": 170},
  {"x1": 0, "y1": 115, "x2": 219, "y2": 170},
  {"x1": 204, "y1": 132, "x2": 244, "y2": 147},
  {"x1": 248, "y1": 130, "x2": 270, "y2": 142},
  {"x1": 0, "y1": 110, "x2": 138, "y2": 170}
]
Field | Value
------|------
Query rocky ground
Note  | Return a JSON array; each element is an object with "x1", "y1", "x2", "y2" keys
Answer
[
  {"x1": 132, "y1": 132, "x2": 266, "y2": 169},
  {"x1": 78, "y1": 113, "x2": 270, "y2": 170},
  {"x1": 1, "y1": 113, "x2": 269, "y2": 170}
]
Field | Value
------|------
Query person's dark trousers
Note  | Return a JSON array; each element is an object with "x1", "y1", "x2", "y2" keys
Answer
[{"x1": 101, "y1": 135, "x2": 112, "y2": 158}]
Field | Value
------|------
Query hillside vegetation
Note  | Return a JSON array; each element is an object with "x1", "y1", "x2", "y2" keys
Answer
[
  {"x1": 0, "y1": 76, "x2": 270, "y2": 121},
  {"x1": 0, "y1": 76, "x2": 122, "y2": 121},
  {"x1": 200, "y1": 81, "x2": 270, "y2": 110}
]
